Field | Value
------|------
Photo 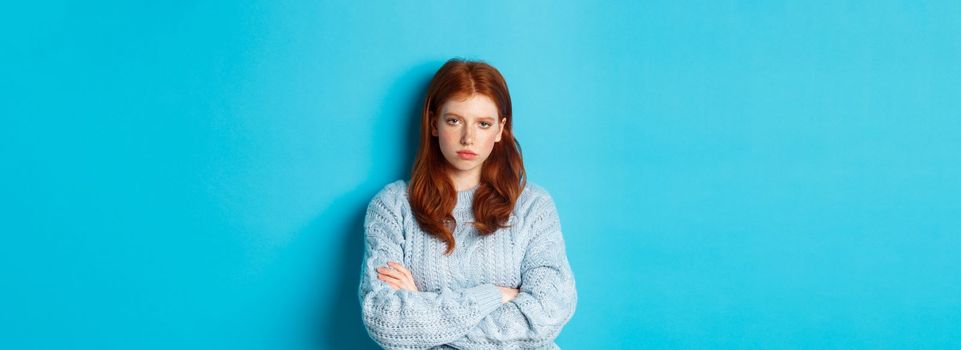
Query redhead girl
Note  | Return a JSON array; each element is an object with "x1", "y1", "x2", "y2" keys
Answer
[{"x1": 359, "y1": 58, "x2": 576, "y2": 349}]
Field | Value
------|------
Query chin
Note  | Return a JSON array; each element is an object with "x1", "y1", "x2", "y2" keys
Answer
[
  {"x1": 452, "y1": 164, "x2": 477, "y2": 171},
  {"x1": 449, "y1": 160, "x2": 481, "y2": 171}
]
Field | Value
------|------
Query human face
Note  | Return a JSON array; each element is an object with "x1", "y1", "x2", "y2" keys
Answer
[{"x1": 431, "y1": 94, "x2": 507, "y2": 183}]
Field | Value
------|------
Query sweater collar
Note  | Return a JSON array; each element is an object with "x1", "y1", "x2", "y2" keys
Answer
[
  {"x1": 454, "y1": 183, "x2": 480, "y2": 210},
  {"x1": 450, "y1": 183, "x2": 519, "y2": 226}
]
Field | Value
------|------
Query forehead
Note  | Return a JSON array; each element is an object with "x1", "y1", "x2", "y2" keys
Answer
[{"x1": 440, "y1": 94, "x2": 499, "y2": 119}]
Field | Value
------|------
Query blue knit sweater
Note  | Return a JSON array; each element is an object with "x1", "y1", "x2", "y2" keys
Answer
[{"x1": 358, "y1": 180, "x2": 577, "y2": 349}]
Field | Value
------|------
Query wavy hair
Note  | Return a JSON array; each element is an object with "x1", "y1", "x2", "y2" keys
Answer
[{"x1": 408, "y1": 58, "x2": 527, "y2": 255}]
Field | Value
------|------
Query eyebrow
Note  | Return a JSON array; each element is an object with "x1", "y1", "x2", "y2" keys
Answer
[{"x1": 442, "y1": 112, "x2": 496, "y2": 121}]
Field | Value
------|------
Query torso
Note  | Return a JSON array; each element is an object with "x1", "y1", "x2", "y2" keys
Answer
[{"x1": 391, "y1": 180, "x2": 544, "y2": 292}]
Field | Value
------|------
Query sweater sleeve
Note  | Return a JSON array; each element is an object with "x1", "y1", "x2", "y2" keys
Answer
[
  {"x1": 358, "y1": 183, "x2": 505, "y2": 349},
  {"x1": 447, "y1": 192, "x2": 578, "y2": 349}
]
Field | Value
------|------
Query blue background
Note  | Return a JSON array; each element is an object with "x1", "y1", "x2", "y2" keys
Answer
[{"x1": 3, "y1": 1, "x2": 960, "y2": 349}]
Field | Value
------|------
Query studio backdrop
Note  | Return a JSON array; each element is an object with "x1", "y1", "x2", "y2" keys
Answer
[{"x1": 3, "y1": 1, "x2": 959, "y2": 349}]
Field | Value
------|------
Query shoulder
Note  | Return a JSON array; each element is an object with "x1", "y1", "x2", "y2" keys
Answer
[
  {"x1": 366, "y1": 179, "x2": 410, "y2": 220},
  {"x1": 520, "y1": 181, "x2": 555, "y2": 205},
  {"x1": 369, "y1": 179, "x2": 408, "y2": 205},
  {"x1": 515, "y1": 180, "x2": 560, "y2": 220},
  {"x1": 364, "y1": 180, "x2": 410, "y2": 243},
  {"x1": 522, "y1": 181, "x2": 551, "y2": 200}
]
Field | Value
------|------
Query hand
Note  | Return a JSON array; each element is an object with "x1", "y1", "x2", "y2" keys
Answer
[
  {"x1": 497, "y1": 286, "x2": 519, "y2": 304},
  {"x1": 376, "y1": 262, "x2": 419, "y2": 292}
]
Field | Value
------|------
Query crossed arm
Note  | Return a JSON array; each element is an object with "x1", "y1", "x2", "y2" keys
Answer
[
  {"x1": 375, "y1": 254, "x2": 576, "y2": 349},
  {"x1": 359, "y1": 190, "x2": 576, "y2": 349}
]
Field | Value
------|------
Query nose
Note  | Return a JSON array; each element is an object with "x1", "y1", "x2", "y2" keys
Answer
[{"x1": 460, "y1": 127, "x2": 474, "y2": 145}]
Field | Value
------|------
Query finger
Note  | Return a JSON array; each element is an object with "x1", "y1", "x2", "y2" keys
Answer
[
  {"x1": 377, "y1": 268, "x2": 408, "y2": 281},
  {"x1": 390, "y1": 262, "x2": 413, "y2": 281},
  {"x1": 380, "y1": 274, "x2": 408, "y2": 291},
  {"x1": 377, "y1": 268, "x2": 406, "y2": 280},
  {"x1": 378, "y1": 272, "x2": 403, "y2": 284},
  {"x1": 383, "y1": 271, "x2": 415, "y2": 291},
  {"x1": 385, "y1": 262, "x2": 408, "y2": 278},
  {"x1": 378, "y1": 275, "x2": 402, "y2": 290},
  {"x1": 387, "y1": 262, "x2": 414, "y2": 281},
  {"x1": 385, "y1": 264, "x2": 418, "y2": 292},
  {"x1": 379, "y1": 270, "x2": 416, "y2": 291},
  {"x1": 403, "y1": 280, "x2": 418, "y2": 292}
]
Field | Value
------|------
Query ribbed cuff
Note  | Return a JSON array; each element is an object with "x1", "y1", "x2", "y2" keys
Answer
[{"x1": 464, "y1": 283, "x2": 503, "y2": 316}]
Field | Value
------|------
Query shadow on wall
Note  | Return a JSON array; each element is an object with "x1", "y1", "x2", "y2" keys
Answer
[{"x1": 306, "y1": 60, "x2": 442, "y2": 349}]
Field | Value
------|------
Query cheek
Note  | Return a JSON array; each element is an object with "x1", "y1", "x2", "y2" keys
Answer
[
  {"x1": 479, "y1": 132, "x2": 499, "y2": 152},
  {"x1": 438, "y1": 130, "x2": 459, "y2": 147},
  {"x1": 484, "y1": 130, "x2": 501, "y2": 145}
]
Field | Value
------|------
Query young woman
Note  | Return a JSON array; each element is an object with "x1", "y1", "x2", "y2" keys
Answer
[{"x1": 358, "y1": 58, "x2": 577, "y2": 349}]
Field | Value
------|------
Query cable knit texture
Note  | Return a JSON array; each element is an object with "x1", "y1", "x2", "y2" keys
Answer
[{"x1": 358, "y1": 180, "x2": 577, "y2": 349}]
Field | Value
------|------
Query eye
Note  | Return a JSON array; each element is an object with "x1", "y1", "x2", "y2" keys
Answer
[
  {"x1": 446, "y1": 118, "x2": 460, "y2": 125},
  {"x1": 479, "y1": 121, "x2": 492, "y2": 128}
]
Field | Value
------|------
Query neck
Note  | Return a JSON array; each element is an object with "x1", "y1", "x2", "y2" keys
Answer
[{"x1": 447, "y1": 167, "x2": 481, "y2": 192}]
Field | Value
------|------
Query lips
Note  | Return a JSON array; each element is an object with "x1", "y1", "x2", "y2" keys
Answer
[{"x1": 456, "y1": 151, "x2": 477, "y2": 160}]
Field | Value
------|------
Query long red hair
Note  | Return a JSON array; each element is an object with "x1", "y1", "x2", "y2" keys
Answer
[{"x1": 408, "y1": 58, "x2": 527, "y2": 255}]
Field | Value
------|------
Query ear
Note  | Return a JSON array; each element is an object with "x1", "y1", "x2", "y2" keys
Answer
[
  {"x1": 430, "y1": 115, "x2": 438, "y2": 137},
  {"x1": 495, "y1": 117, "x2": 506, "y2": 142}
]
